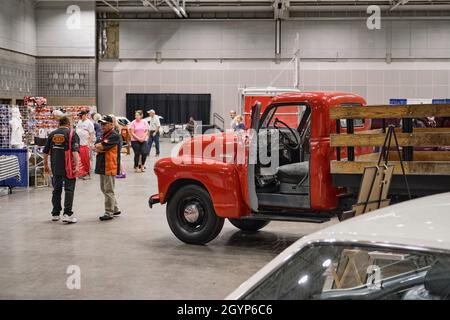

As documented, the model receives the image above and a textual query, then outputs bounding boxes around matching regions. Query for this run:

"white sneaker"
[62,214,77,224]
[52,216,60,222]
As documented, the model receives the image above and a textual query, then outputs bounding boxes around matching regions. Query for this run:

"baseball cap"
[147,109,155,113]
[78,110,88,116]
[98,115,113,124]
[53,110,64,117]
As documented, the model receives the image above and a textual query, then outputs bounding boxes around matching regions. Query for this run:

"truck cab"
[149,92,370,244]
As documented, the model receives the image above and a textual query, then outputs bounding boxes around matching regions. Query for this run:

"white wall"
[100,18,450,119]
[120,20,450,60]
[0,0,36,56]
[36,1,96,56]
[0,0,95,57]
[283,20,450,59]
[120,21,275,59]
[98,60,450,120]
[99,60,293,116]
[0,0,95,103]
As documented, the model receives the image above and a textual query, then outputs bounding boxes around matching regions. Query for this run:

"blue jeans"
[148,131,160,155]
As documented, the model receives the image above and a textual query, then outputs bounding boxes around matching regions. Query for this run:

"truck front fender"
[154,157,250,218]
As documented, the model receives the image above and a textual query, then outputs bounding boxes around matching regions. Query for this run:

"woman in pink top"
[130,110,150,172]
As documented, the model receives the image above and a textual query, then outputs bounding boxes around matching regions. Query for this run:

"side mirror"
[251,101,261,131]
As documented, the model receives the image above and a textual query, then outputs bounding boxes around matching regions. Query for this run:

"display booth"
[0,97,97,192]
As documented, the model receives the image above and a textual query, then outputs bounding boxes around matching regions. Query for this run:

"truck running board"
[245,212,331,224]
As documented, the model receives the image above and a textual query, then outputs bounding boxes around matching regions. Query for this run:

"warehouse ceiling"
[95,0,450,19]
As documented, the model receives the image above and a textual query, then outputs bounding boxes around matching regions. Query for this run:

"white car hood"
[226,192,450,299]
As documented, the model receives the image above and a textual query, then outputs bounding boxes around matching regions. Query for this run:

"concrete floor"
[0,139,336,299]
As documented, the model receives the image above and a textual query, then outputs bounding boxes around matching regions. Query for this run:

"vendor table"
[0,149,28,191]
[0,155,21,193]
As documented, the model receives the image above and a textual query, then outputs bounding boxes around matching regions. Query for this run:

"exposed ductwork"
[275,19,281,63]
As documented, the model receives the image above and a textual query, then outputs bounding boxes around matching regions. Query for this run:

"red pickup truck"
[149,92,371,244]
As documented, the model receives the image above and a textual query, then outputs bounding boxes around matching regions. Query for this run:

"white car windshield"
[243,243,450,300]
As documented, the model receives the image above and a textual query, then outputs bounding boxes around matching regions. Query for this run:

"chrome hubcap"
[183,203,200,223]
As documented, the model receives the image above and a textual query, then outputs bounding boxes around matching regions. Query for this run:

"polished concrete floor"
[0,139,336,299]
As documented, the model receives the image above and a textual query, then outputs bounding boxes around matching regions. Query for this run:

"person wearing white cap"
[229,110,237,131]
[146,109,161,156]
[52,109,65,119]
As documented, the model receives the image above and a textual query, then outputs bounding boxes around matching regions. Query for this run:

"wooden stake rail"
[354,127,450,134]
[331,161,450,175]
[355,151,450,162]
[331,132,450,147]
[330,104,450,120]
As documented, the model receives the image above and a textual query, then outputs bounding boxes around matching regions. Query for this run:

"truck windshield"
[260,105,307,130]
[243,243,450,300]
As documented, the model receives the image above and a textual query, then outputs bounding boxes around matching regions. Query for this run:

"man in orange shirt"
[94,115,122,221]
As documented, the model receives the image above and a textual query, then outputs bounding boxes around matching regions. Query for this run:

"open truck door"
[246,101,261,212]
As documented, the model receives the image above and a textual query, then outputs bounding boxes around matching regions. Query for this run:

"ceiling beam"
[163,0,183,17]
[142,0,160,11]
[101,0,119,12]
[172,0,188,17]
[391,0,411,11]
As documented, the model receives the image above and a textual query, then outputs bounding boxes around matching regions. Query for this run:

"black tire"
[166,185,224,245]
[228,219,270,232]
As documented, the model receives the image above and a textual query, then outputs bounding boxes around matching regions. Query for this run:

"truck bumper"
[149,194,160,208]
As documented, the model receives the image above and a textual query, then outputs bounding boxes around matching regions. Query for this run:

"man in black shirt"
[43,116,80,224]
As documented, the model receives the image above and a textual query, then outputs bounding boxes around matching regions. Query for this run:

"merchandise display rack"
[0,105,11,148]
[29,144,47,188]
[24,96,48,145]
[31,105,97,138]
[18,105,32,146]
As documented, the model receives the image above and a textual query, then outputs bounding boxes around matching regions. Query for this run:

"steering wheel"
[273,118,300,150]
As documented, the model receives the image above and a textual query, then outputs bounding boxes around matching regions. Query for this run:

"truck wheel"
[228,219,270,232]
[167,185,224,245]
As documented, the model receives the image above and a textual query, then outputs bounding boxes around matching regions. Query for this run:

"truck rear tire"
[166,185,224,245]
[228,219,270,232]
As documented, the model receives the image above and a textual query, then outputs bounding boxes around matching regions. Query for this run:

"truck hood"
[178,131,247,163]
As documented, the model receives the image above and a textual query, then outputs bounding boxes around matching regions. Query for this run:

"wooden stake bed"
[330,103,450,178]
